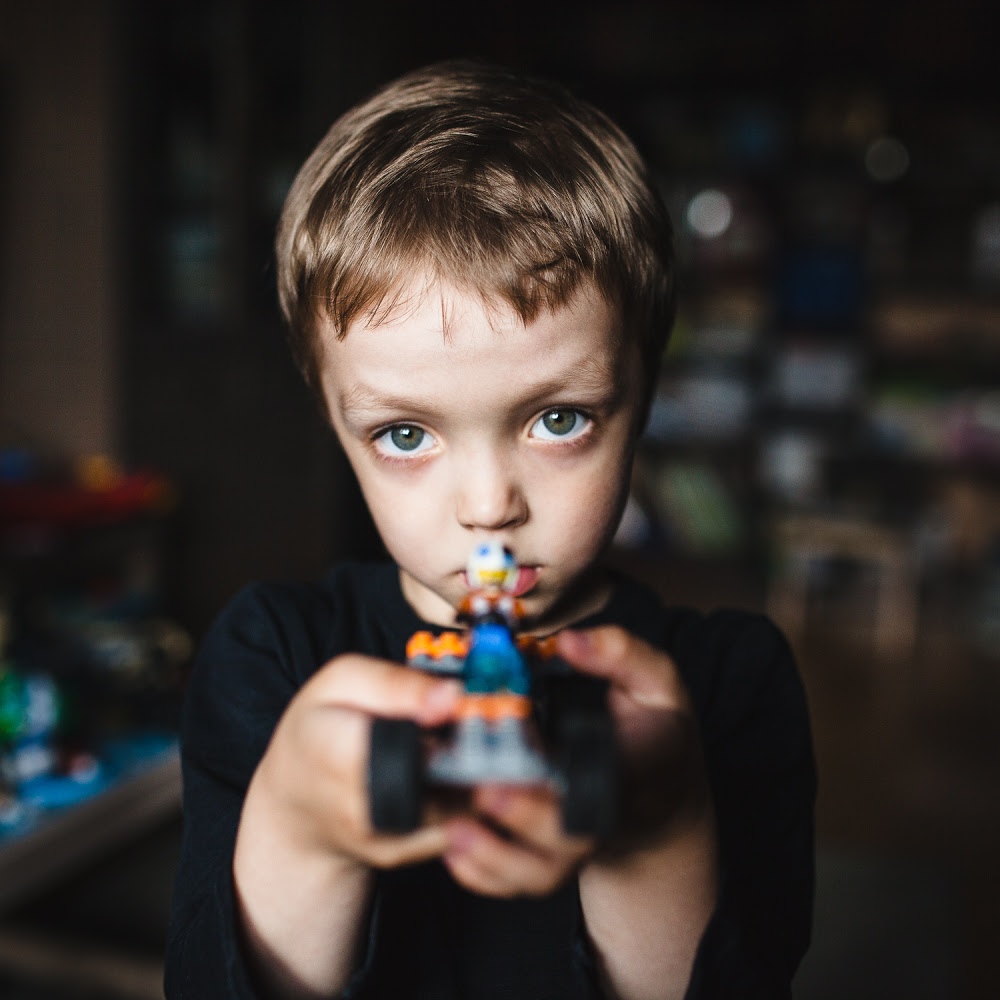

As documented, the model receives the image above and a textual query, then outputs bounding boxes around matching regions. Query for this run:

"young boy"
[165,62,815,1000]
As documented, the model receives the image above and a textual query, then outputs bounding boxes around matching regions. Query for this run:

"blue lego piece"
[463,622,530,695]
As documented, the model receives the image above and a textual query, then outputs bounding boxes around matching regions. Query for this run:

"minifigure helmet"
[466,542,518,591]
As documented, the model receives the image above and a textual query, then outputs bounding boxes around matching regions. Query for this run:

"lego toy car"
[368,543,618,837]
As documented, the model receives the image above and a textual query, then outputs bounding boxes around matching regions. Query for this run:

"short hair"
[276,60,676,419]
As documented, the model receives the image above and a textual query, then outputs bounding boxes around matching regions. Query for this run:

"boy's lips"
[511,566,540,597]
[460,566,540,597]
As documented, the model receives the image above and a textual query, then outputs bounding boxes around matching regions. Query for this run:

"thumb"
[309,654,463,725]
[554,626,688,711]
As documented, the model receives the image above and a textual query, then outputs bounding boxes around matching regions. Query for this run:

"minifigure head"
[466,542,518,592]
[276,60,676,426]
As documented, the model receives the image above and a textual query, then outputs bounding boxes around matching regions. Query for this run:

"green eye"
[374,424,435,459]
[390,426,425,451]
[541,410,578,436]
[531,409,591,442]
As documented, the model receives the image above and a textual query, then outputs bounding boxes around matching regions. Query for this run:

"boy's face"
[320,275,641,631]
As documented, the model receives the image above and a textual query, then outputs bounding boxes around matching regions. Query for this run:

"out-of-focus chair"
[768,513,919,661]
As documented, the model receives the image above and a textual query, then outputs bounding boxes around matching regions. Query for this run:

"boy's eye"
[375,424,436,457]
[529,409,591,441]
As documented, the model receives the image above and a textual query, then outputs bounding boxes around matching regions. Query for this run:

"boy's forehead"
[320,276,632,402]
[355,273,618,336]
[337,348,621,415]
[323,274,631,413]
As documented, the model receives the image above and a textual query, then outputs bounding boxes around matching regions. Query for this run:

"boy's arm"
[579,812,718,1000]
[440,616,813,999]
[231,655,459,998]
[164,584,460,1000]
[556,628,718,1000]
[165,585,303,1000]
[558,621,815,1000]
[435,627,718,997]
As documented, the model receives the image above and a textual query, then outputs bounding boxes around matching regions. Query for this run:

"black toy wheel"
[368,718,423,833]
[558,710,618,837]
[542,672,618,837]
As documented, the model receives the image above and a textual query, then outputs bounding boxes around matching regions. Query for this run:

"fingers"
[443,814,591,898]
[270,655,462,868]
[363,822,450,868]
[554,627,689,711]
[473,784,591,854]
[307,654,463,725]
[439,784,593,898]
[365,782,574,875]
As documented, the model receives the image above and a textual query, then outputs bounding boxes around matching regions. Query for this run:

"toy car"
[368,543,618,837]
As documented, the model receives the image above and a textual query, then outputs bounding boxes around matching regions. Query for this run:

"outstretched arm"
[165,580,464,1000]
[557,627,718,1000]
[233,655,461,998]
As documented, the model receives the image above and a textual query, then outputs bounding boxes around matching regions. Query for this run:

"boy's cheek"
[355,481,446,564]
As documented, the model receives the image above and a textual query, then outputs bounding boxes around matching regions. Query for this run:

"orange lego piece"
[516,634,558,658]
[433,631,468,659]
[456,692,532,722]
[535,635,558,659]
[406,631,435,661]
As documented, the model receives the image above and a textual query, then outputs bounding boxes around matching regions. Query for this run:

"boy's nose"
[455,454,528,532]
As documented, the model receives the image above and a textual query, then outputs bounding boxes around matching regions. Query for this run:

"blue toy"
[463,623,531,696]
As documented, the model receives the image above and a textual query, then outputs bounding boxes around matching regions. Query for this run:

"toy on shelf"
[0,667,62,787]
[368,542,618,837]
[0,663,106,820]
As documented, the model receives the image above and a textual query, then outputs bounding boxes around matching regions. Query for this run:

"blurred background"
[1,1,999,997]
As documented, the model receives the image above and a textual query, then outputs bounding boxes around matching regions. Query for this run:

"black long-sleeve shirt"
[166,561,815,998]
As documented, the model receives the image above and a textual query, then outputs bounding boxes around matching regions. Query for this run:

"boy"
[166,62,815,1000]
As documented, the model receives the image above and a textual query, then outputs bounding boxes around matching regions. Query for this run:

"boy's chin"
[515,570,613,634]
[528,567,614,633]
[399,570,463,626]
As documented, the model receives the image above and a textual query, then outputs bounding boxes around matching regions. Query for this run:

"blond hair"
[276,61,675,417]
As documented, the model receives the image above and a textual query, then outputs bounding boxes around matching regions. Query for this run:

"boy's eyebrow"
[339,353,622,418]
[339,384,436,419]
[516,352,623,402]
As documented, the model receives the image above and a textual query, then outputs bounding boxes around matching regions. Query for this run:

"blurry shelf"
[828,452,1000,485]
[0,747,181,914]
[869,351,1000,388]
[637,436,757,459]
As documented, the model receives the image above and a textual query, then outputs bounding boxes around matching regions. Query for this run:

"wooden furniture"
[768,514,920,662]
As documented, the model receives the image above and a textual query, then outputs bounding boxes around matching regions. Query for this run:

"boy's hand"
[442,783,596,898]
[441,625,706,897]
[232,656,463,997]
[555,629,719,1000]
[555,626,710,853]
[241,653,463,873]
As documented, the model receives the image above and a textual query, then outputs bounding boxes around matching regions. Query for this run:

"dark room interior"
[2,1,999,997]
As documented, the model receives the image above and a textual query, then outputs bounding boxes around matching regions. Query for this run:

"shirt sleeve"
[163,584,310,998]
[680,610,817,999]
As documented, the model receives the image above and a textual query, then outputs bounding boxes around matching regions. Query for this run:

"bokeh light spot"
[686,189,733,239]
[865,136,910,183]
